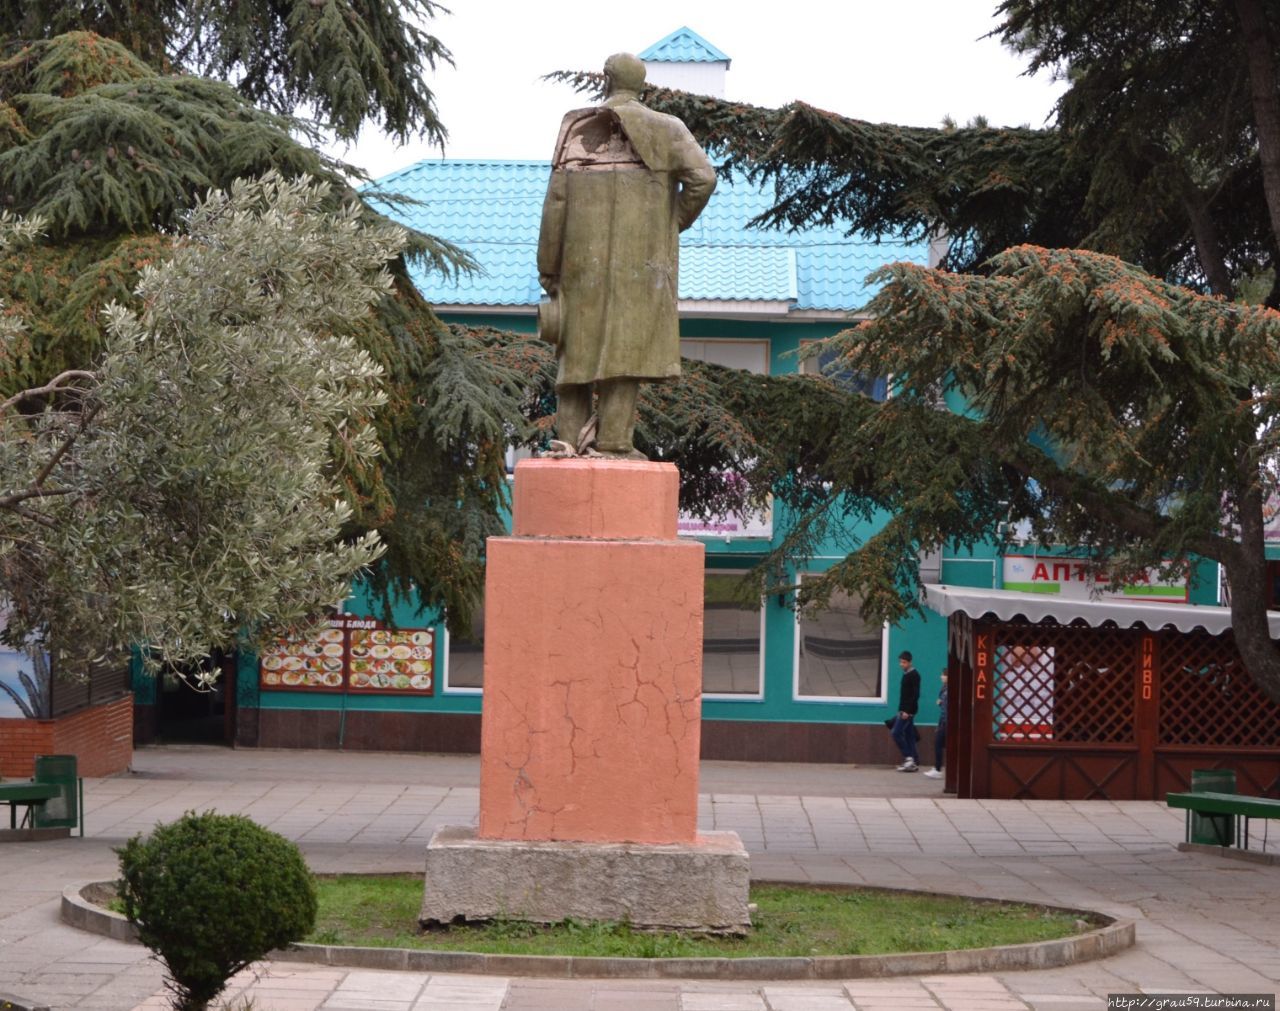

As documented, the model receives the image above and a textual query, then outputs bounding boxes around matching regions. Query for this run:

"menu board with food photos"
[258,617,433,695]
[347,626,434,694]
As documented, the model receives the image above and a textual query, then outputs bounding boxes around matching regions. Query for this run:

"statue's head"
[603,52,645,98]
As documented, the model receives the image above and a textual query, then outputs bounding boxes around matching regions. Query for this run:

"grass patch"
[307,874,1089,958]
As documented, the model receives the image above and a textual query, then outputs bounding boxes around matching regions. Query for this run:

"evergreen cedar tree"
[556,0,1280,706]
[0,21,757,660]
[0,0,454,144]
[10,3,1280,709]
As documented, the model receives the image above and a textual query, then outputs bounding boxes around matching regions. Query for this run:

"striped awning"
[921,584,1280,637]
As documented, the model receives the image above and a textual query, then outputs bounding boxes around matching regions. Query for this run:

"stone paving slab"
[1,745,1277,1010]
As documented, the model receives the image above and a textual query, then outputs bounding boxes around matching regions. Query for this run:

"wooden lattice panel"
[958,616,1280,800]
[1159,632,1280,747]
[991,625,1135,744]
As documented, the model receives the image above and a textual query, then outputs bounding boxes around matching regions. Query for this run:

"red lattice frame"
[991,624,1135,744]
[1159,631,1280,748]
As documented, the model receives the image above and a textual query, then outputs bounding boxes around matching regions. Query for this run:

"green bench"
[0,755,83,837]
[0,780,62,830]
[1166,790,1280,851]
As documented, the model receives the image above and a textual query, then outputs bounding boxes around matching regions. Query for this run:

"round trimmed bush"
[117,810,317,1011]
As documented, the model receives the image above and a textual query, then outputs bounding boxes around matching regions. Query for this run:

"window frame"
[679,337,771,375]
[440,623,484,696]
[798,338,890,401]
[701,568,766,701]
[792,573,889,704]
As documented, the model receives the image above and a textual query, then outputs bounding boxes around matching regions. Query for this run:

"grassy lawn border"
[67,876,1135,980]
[310,873,1097,959]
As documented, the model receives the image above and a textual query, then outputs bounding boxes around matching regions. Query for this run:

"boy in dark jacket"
[891,650,921,771]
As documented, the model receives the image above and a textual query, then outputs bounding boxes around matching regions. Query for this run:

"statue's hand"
[539,274,558,294]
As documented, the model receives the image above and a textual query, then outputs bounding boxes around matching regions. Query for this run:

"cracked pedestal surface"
[479,459,703,845]
[423,459,751,932]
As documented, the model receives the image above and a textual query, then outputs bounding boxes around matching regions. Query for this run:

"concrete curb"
[60,882,138,943]
[0,827,70,843]
[62,881,1135,981]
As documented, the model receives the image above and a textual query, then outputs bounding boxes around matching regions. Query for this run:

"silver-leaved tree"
[0,173,399,683]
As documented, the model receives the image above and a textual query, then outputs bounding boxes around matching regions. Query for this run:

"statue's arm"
[674,135,717,232]
[537,170,568,291]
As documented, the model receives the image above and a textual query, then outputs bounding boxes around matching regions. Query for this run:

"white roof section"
[640,27,730,98]
[921,583,1280,638]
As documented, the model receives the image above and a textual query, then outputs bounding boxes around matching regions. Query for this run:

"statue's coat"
[538,98,716,387]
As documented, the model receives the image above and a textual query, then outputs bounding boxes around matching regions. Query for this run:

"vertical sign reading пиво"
[1133,631,1160,795]
[1141,635,1155,702]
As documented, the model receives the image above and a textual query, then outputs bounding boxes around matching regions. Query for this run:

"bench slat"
[0,783,61,802]
[1166,792,1280,818]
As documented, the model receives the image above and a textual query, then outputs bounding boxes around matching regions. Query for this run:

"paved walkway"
[1,745,1277,1010]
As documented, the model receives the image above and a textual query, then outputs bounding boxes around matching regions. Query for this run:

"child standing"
[923,669,948,779]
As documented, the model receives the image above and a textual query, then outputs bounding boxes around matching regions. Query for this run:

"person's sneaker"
[896,760,918,772]
[923,768,943,779]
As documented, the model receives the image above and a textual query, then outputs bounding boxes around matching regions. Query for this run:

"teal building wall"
[225,309,1223,753]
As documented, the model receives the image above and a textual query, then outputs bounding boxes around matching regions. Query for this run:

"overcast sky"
[331,0,1066,180]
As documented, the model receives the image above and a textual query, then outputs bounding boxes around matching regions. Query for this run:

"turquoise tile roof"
[639,27,730,64]
[682,246,796,301]
[368,160,928,312]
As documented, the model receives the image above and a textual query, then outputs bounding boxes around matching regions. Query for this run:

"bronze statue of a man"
[537,52,717,457]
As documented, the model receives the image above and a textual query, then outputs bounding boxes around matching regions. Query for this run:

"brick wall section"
[0,694,133,778]
[0,719,54,778]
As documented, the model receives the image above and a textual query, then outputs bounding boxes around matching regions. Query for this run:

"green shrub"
[116,811,317,1011]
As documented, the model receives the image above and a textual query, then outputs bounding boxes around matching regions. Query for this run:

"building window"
[443,605,484,692]
[702,571,763,697]
[504,444,534,475]
[794,578,885,701]
[681,338,769,374]
[800,341,888,401]
[677,339,772,539]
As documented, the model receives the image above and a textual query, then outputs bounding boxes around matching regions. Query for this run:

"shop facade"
[931,586,1280,800]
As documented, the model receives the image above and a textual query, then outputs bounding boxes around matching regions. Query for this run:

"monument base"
[420,825,751,934]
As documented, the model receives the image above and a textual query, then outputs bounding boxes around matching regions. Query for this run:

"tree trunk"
[1182,191,1234,297]
[1234,0,1280,262]
[1227,0,1280,704]
[1224,478,1280,705]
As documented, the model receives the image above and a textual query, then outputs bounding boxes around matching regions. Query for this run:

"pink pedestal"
[478,459,704,844]
[511,458,678,540]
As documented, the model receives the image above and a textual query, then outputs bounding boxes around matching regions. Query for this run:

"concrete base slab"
[1178,841,1280,865]
[421,825,751,933]
[0,826,69,843]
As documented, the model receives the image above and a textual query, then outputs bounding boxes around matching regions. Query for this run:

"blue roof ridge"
[639,26,731,65]
[365,158,550,187]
